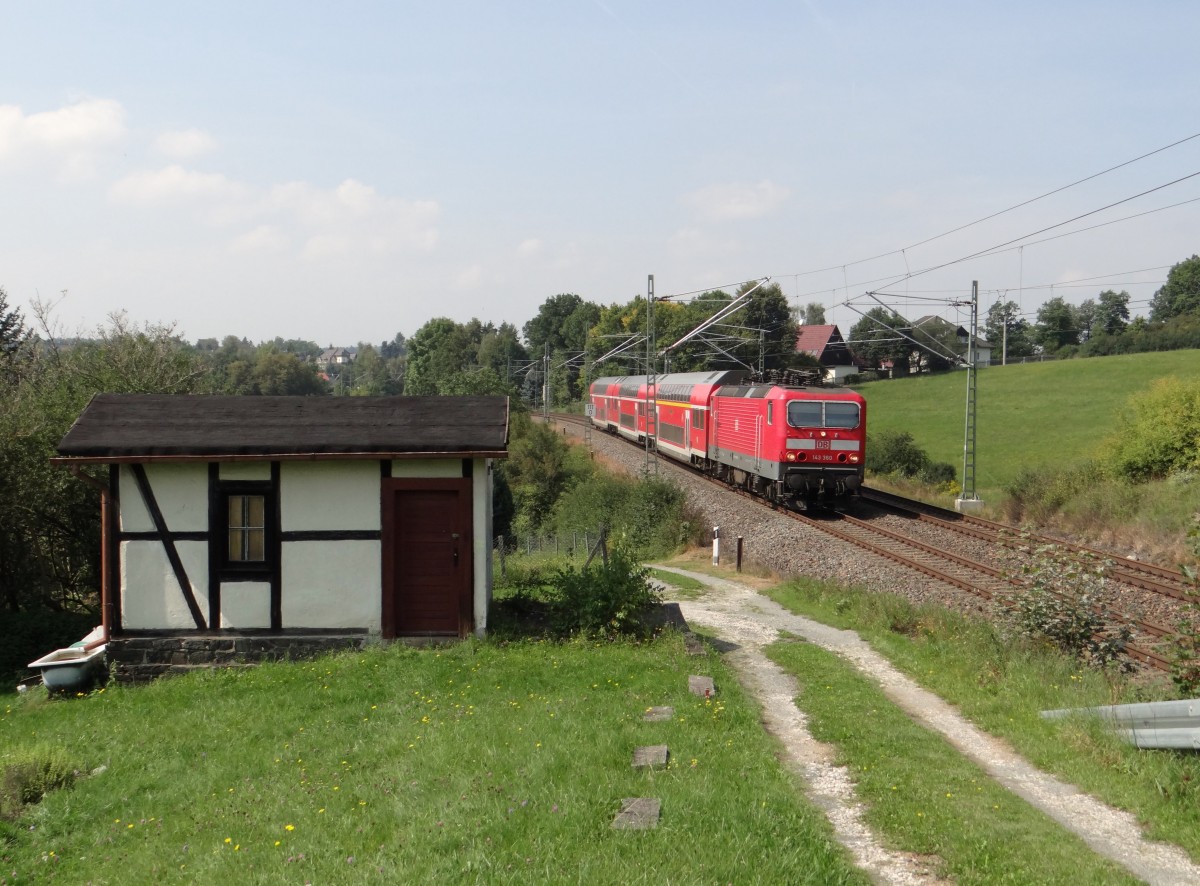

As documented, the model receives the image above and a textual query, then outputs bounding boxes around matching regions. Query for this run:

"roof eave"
[50,449,509,466]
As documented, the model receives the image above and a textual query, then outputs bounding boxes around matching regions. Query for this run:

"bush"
[1,745,79,824]
[549,546,662,637]
[549,472,690,559]
[867,430,928,476]
[1008,541,1133,675]
[1103,376,1200,482]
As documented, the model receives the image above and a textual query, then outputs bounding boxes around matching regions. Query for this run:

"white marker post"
[712,526,720,566]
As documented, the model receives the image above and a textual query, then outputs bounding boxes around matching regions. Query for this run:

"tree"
[523,293,601,355]
[1094,290,1131,337]
[1073,298,1097,342]
[801,302,826,326]
[848,307,910,371]
[736,281,796,371]
[1034,296,1079,353]
[984,300,1035,360]
[404,318,475,395]
[0,287,29,368]
[1150,255,1200,322]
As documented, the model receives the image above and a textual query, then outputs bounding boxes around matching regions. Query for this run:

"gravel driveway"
[658,566,1200,886]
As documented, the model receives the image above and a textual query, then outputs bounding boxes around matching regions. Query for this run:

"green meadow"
[858,351,1197,499]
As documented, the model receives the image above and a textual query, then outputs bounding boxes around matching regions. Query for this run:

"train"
[588,368,867,507]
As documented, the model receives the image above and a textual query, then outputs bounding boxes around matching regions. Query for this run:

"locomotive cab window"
[767,401,774,425]
[787,400,861,430]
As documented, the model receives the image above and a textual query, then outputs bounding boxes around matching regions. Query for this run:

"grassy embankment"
[1,636,866,885]
[857,351,1200,560]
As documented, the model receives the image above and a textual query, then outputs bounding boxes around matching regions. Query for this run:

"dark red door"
[381,478,472,637]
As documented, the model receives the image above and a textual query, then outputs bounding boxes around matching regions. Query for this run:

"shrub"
[1103,376,1200,482]
[549,546,662,637]
[1169,514,1200,696]
[867,429,929,476]
[1008,541,1133,675]
[1,745,79,824]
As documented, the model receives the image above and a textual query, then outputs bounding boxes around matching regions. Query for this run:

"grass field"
[762,573,1200,863]
[857,351,1198,498]
[1,636,865,885]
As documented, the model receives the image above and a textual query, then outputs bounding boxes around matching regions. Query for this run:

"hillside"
[856,351,1199,501]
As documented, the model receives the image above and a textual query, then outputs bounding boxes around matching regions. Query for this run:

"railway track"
[546,413,1185,672]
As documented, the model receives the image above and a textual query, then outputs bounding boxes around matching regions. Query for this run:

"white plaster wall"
[219,462,271,481]
[119,464,209,533]
[281,540,381,630]
[220,582,272,629]
[120,540,209,629]
[390,459,460,478]
[280,461,381,531]
[472,459,492,635]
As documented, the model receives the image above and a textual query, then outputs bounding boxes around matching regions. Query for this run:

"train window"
[766,401,773,425]
[787,401,823,427]
[824,402,860,429]
[692,408,705,430]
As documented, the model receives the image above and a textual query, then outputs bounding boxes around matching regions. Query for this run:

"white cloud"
[0,98,126,178]
[230,225,289,254]
[454,264,483,289]
[153,128,217,160]
[517,237,543,257]
[683,179,791,222]
[109,165,245,205]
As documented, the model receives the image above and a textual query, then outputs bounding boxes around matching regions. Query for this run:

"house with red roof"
[794,324,863,383]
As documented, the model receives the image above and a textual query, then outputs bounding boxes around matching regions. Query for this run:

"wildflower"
[225,838,232,844]
[285,824,295,832]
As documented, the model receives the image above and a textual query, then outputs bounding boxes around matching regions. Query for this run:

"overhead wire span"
[771,130,1200,285]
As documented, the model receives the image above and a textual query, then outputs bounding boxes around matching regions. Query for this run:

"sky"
[3,1,1200,347]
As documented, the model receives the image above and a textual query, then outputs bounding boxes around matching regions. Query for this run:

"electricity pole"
[956,280,983,513]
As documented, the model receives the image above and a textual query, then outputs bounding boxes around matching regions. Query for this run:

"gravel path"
[658,566,1200,886]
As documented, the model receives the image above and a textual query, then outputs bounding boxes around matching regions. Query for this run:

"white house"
[54,394,509,681]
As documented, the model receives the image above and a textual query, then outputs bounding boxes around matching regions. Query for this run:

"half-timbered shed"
[53,394,509,681]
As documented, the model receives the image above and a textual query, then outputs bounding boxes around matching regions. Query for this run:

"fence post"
[712,526,720,566]
[736,536,744,572]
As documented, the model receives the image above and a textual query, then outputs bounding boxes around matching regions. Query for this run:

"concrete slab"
[611,797,661,830]
[688,674,715,697]
[643,705,674,722]
[632,744,669,769]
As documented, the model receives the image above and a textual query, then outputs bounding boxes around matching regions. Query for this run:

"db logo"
[816,440,831,450]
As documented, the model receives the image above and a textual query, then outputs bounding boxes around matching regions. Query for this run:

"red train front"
[710,373,865,503]
[590,369,866,507]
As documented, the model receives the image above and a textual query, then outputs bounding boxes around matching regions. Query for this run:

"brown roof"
[54,394,510,462]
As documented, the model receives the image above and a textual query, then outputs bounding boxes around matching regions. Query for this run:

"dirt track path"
[656,566,1200,886]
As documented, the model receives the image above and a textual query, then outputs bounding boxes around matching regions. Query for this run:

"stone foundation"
[107,633,371,684]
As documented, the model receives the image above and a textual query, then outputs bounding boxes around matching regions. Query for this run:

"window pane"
[825,402,861,429]
[228,496,244,528]
[246,529,265,561]
[246,495,265,529]
[228,529,244,561]
[787,401,822,428]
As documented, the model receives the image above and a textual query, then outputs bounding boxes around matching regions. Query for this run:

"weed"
[1,745,78,823]
[1008,540,1133,679]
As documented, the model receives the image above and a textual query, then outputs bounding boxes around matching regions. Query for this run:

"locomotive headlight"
[785,451,797,462]
[819,431,827,438]
[849,455,860,463]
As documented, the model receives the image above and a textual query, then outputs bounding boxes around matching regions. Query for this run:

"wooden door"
[381,478,472,637]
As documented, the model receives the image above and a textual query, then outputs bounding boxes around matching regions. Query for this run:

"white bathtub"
[28,644,107,692]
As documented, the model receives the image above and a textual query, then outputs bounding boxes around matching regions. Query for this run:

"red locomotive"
[589,368,866,506]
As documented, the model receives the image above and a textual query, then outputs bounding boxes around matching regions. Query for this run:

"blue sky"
[3,2,1199,345]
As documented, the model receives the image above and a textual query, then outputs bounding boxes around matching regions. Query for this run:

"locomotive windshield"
[787,400,861,429]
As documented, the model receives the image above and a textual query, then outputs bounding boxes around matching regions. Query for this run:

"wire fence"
[493,527,609,579]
